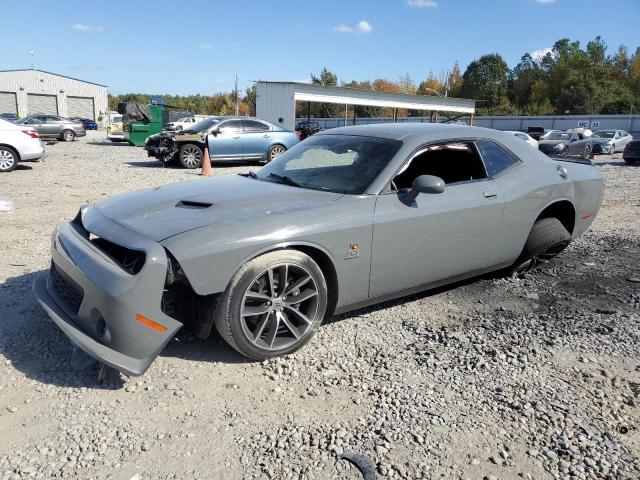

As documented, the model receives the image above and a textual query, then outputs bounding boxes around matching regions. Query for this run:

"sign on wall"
[577,120,600,129]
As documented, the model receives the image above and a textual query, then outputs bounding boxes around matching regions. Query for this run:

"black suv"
[295,121,321,140]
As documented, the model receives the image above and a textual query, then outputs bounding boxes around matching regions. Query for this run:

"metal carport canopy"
[256,81,476,131]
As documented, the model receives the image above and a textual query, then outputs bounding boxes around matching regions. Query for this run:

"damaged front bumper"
[32,208,182,376]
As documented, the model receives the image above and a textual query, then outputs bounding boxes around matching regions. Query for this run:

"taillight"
[21,129,39,139]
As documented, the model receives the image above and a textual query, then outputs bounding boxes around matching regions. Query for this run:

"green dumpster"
[119,103,167,147]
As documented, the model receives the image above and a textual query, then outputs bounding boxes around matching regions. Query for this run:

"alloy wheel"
[269,145,286,161]
[0,150,16,171]
[63,131,74,141]
[240,263,319,351]
[181,145,202,168]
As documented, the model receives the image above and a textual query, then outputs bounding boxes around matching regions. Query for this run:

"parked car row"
[145,116,300,169]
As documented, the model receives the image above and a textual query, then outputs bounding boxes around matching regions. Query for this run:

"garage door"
[0,92,17,115]
[27,94,58,115]
[67,96,95,120]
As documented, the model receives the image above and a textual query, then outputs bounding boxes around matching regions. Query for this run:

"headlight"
[555,143,565,149]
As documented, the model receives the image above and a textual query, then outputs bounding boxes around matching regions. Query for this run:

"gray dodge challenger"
[33,123,604,376]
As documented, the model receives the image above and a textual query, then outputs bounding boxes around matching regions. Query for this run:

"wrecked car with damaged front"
[34,123,603,376]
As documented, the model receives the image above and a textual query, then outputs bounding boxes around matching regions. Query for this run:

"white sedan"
[0,118,45,172]
[505,130,538,149]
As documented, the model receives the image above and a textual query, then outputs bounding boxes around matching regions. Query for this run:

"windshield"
[185,117,220,132]
[255,134,402,195]
[543,131,570,141]
[112,115,122,123]
[592,130,615,139]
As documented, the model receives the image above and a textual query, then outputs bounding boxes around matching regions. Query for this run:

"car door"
[568,133,584,155]
[621,131,632,148]
[24,116,45,135]
[369,141,505,298]
[40,116,60,137]
[208,120,243,159]
[241,119,272,159]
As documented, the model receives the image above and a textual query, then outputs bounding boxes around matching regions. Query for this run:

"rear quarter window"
[476,140,519,177]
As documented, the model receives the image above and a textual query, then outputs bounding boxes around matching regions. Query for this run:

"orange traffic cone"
[200,147,212,176]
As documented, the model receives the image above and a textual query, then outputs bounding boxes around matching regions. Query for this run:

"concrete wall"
[0,70,108,120]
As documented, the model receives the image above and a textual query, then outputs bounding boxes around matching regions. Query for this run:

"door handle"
[232,136,240,139]
[263,134,271,138]
[483,191,498,198]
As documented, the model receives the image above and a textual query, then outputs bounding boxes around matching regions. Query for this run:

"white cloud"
[333,24,353,33]
[407,0,438,7]
[72,23,103,32]
[531,47,552,61]
[334,20,372,34]
[200,43,212,50]
[356,20,373,34]
[535,0,555,4]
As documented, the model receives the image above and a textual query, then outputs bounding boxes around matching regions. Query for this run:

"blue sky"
[1,0,638,95]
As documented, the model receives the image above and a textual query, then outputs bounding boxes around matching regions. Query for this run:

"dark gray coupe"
[33,124,604,376]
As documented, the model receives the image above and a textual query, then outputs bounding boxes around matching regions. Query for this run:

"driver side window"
[392,141,487,190]
[218,120,241,134]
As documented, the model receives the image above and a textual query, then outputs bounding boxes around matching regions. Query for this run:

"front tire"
[510,218,571,276]
[581,144,591,160]
[61,130,76,142]
[559,146,568,158]
[0,146,18,172]
[214,249,328,360]
[179,144,203,169]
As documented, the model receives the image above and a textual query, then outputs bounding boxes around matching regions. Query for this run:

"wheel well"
[0,144,20,161]
[536,200,576,234]
[291,245,338,318]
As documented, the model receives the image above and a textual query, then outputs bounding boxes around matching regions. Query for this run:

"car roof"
[318,122,500,141]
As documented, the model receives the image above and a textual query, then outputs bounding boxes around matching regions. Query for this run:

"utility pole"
[28,47,35,69]
[234,75,239,116]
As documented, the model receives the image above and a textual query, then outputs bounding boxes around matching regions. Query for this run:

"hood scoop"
[175,200,213,209]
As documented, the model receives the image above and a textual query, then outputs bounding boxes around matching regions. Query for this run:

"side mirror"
[402,175,445,204]
[210,126,219,136]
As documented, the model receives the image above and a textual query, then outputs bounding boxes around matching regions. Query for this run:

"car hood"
[589,138,610,144]
[93,175,343,242]
[538,139,564,146]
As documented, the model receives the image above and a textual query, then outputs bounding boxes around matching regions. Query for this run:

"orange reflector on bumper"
[135,314,167,333]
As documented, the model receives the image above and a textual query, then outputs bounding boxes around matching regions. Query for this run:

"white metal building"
[0,69,108,120]
[256,81,476,131]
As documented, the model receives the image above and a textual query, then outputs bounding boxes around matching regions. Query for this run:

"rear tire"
[510,218,571,276]
[214,249,328,360]
[61,130,75,142]
[263,144,287,164]
[581,145,591,160]
[0,146,18,172]
[179,144,203,169]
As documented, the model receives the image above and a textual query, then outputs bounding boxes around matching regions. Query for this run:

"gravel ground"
[0,130,638,479]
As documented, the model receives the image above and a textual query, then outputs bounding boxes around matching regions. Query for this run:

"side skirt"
[333,261,512,316]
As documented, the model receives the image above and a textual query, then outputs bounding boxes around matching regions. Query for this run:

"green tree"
[309,68,342,118]
[459,54,509,109]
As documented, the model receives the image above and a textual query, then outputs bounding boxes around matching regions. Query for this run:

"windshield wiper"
[267,172,302,188]
[241,171,258,179]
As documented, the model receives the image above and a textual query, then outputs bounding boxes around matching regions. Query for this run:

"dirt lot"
[0,130,638,480]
